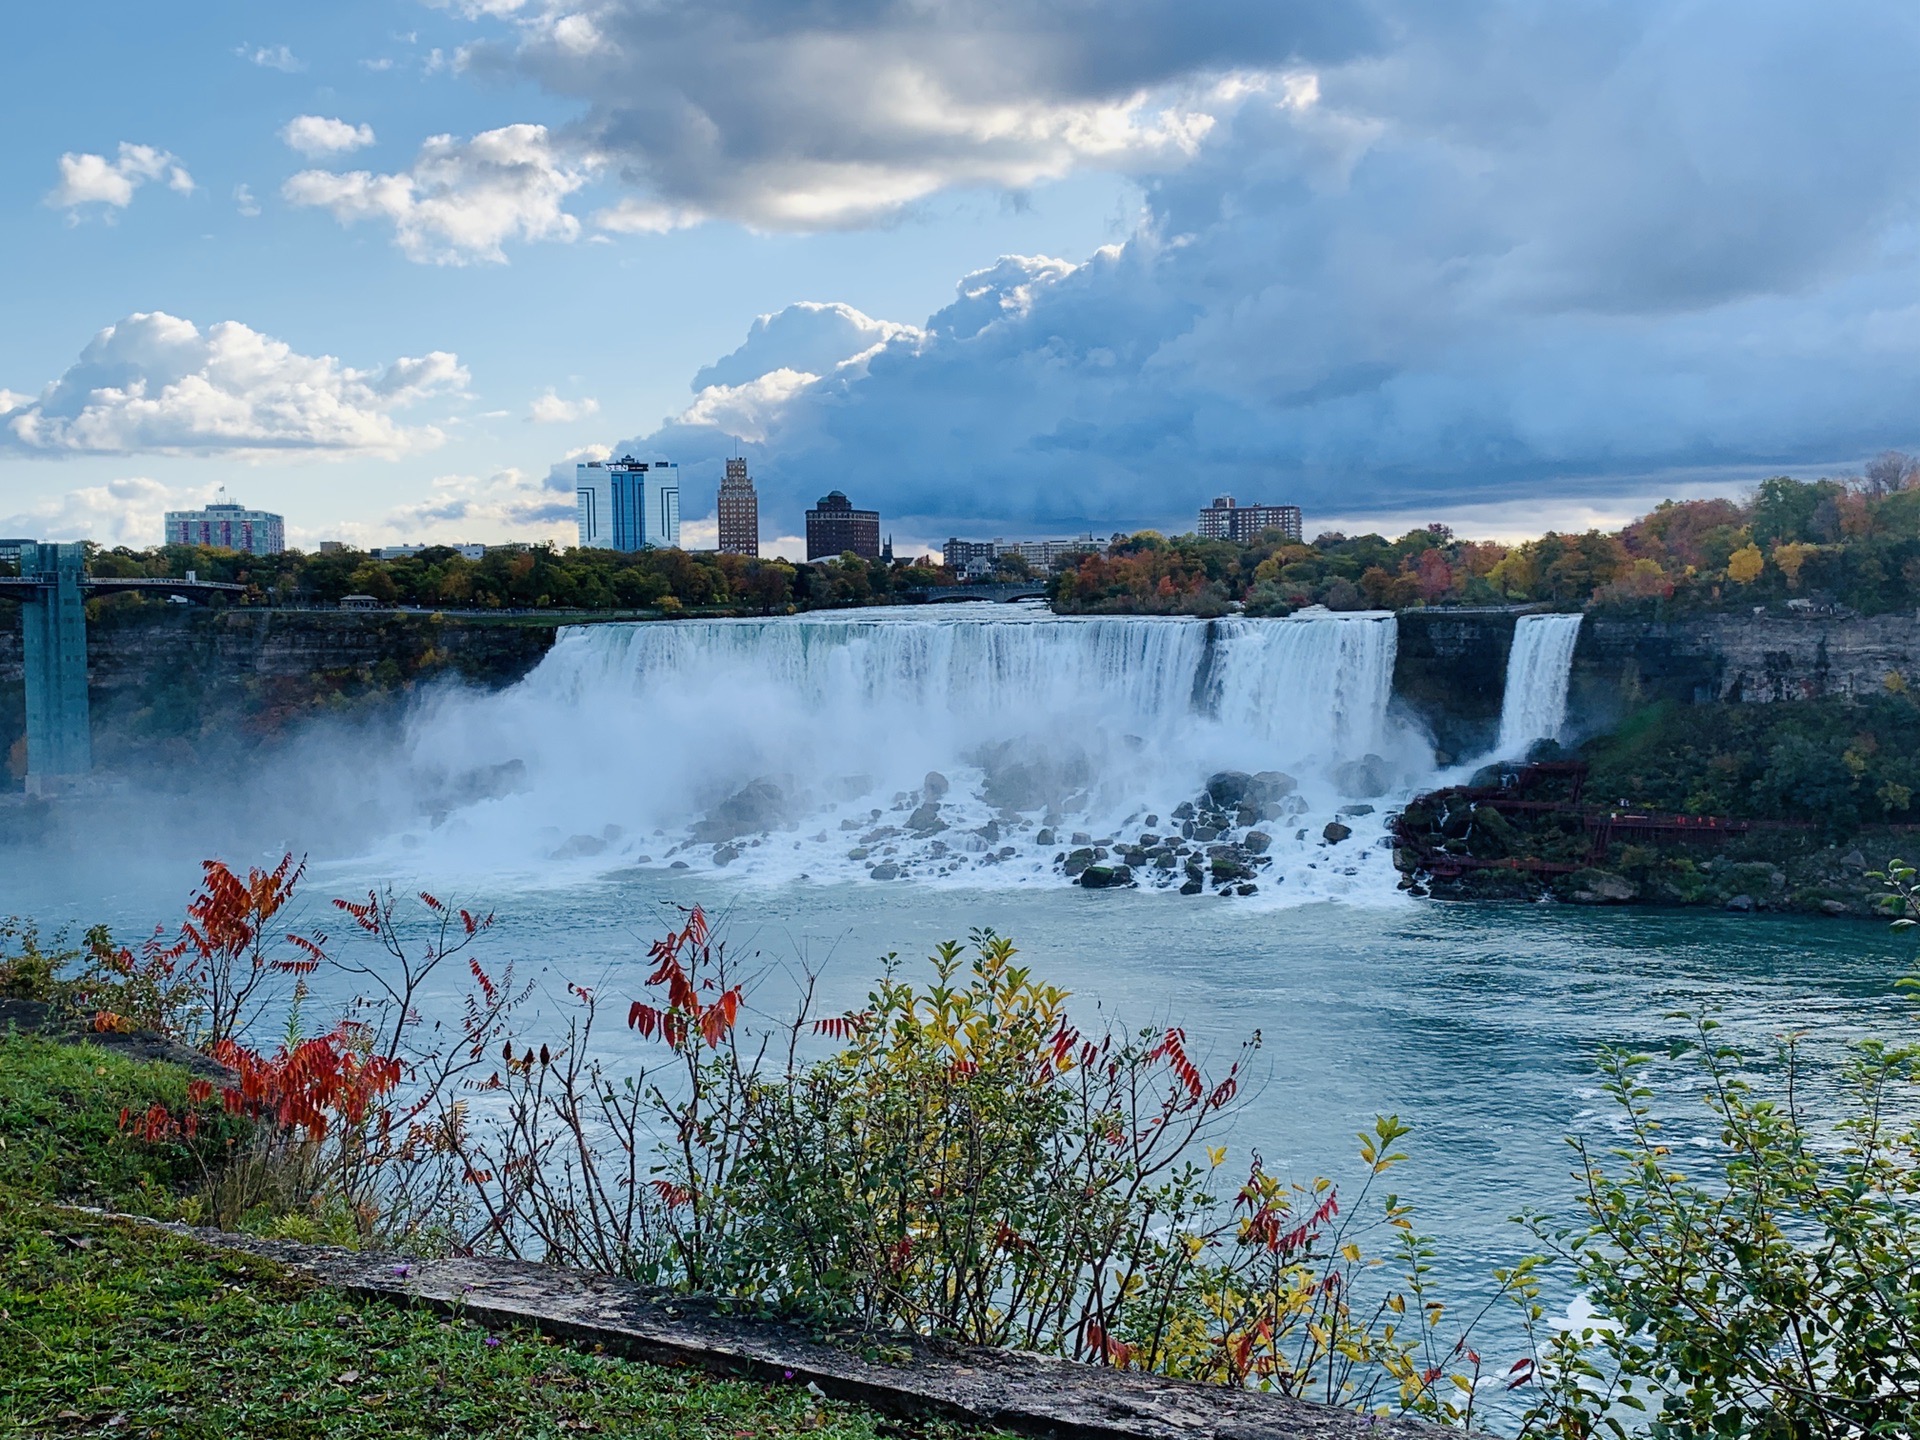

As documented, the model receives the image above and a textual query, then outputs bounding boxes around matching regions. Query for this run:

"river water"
[4,605,1915,1390]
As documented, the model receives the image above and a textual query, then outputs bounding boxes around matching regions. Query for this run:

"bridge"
[2,542,243,793]
[898,581,1048,604]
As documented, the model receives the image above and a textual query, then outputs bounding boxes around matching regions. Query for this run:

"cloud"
[384,466,577,538]
[605,1,1920,531]
[0,312,468,457]
[281,115,378,158]
[46,143,194,212]
[436,0,1377,230]
[0,477,191,547]
[233,184,261,217]
[283,124,586,264]
[692,302,922,390]
[239,43,304,73]
[528,389,600,423]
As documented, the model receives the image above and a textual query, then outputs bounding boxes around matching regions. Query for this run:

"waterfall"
[1495,613,1584,757]
[391,606,1430,901]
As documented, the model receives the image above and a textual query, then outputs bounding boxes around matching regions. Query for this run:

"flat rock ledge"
[122,1218,1457,1440]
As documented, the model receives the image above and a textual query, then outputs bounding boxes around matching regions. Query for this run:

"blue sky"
[4,1,1920,555]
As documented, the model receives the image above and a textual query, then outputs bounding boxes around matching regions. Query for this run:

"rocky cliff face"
[1571,612,1920,723]
[1393,608,1920,755]
[0,606,560,776]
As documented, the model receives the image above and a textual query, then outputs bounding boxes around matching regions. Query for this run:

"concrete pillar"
[20,541,91,788]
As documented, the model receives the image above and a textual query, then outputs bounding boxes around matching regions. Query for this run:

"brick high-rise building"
[1196,496,1302,543]
[805,490,881,561]
[716,457,759,556]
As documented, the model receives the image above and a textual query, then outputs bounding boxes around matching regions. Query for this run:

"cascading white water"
[1495,613,1584,757]
[390,606,1431,903]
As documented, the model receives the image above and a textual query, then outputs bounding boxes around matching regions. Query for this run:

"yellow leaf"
[1207,1145,1227,1168]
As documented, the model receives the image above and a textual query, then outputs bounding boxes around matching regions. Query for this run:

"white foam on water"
[377,604,1436,905]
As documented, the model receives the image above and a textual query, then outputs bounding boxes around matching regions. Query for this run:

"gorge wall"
[1394,608,1920,756]
[0,607,561,776]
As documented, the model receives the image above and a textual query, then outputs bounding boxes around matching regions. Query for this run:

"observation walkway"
[1,542,243,793]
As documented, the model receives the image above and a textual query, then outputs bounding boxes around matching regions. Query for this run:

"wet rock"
[1205,772,1256,808]
[1171,801,1196,821]
[1138,833,1161,848]
[1144,814,1160,827]
[1822,899,1852,915]
[847,848,870,861]
[1725,893,1756,911]
[691,778,791,844]
[1079,865,1134,889]
[1191,825,1221,843]
[1243,831,1272,855]
[1331,754,1393,799]
[1071,831,1093,845]
[839,818,863,831]
[1235,805,1260,828]
[1210,854,1252,882]
[1843,849,1869,871]
[1236,883,1258,897]
[669,860,690,870]
[907,803,947,835]
[1323,821,1353,845]
[1180,878,1204,895]
[1338,804,1375,817]
[712,845,741,867]
[869,862,901,880]
[923,771,950,799]
[1035,827,1056,846]
[1152,850,1178,870]
[1064,847,1097,877]
[1570,869,1637,903]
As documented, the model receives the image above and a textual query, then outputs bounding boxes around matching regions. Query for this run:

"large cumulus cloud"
[1,312,467,456]
[420,0,1371,231]
[598,0,1920,532]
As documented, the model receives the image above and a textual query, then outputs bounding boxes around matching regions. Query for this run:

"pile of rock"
[1055,770,1307,898]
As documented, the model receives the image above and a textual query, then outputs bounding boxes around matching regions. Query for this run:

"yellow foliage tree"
[1726,543,1765,584]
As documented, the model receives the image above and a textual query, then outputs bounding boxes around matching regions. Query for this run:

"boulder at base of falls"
[1331,754,1393,798]
[1079,864,1134,889]
[869,862,901,880]
[1180,878,1204,895]
[1323,821,1353,845]
[1063,847,1097,876]
[907,802,947,834]
[691,778,792,843]
[712,845,741,867]
[1205,770,1298,811]
[1244,831,1272,855]
[923,770,950,799]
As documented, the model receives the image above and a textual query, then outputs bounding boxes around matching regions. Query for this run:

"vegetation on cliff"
[1049,454,1920,618]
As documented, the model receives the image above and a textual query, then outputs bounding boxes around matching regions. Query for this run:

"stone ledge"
[116,1216,1459,1440]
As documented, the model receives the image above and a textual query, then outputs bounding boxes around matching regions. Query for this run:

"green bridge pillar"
[20,541,91,790]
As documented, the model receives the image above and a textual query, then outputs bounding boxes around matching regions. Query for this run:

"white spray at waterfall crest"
[1495,613,1584,757]
[392,606,1430,902]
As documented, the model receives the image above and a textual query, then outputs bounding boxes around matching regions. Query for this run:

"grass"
[0,1032,980,1440]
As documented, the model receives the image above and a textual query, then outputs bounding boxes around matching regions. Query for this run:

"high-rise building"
[805,490,881,560]
[717,457,759,556]
[577,456,680,551]
[164,496,286,555]
[1197,496,1303,543]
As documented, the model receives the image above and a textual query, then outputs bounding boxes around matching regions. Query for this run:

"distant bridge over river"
[898,582,1048,604]
[0,543,242,792]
